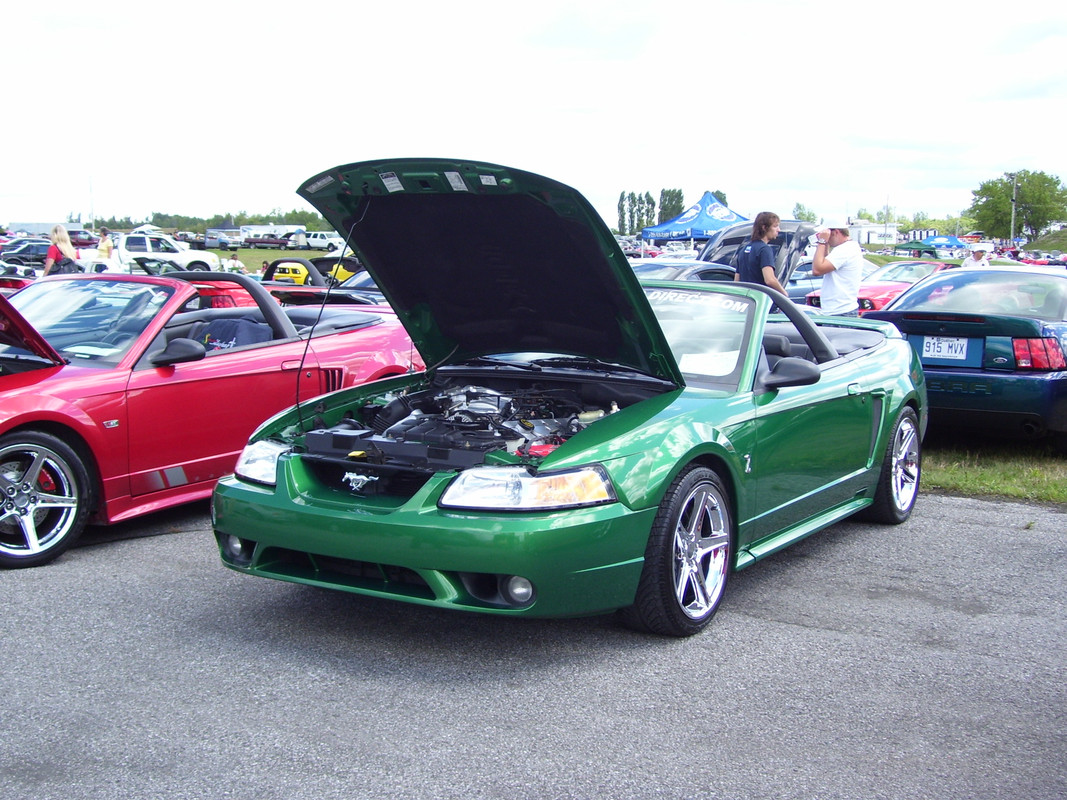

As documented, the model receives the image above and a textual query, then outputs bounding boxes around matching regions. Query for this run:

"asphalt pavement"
[2,493,1064,800]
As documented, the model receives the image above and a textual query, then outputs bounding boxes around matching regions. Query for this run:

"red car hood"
[859,280,910,297]
[0,293,65,366]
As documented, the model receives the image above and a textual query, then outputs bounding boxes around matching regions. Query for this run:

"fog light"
[222,534,253,566]
[501,575,535,608]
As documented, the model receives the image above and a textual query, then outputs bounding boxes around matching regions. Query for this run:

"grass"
[922,431,1067,504]
[207,247,300,274]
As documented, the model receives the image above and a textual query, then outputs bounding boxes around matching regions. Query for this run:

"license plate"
[922,336,968,360]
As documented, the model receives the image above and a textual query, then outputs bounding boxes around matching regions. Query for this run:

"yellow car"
[310,251,364,284]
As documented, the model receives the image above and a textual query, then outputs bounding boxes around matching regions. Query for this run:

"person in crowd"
[261,260,269,273]
[960,248,990,268]
[811,220,864,316]
[226,252,247,273]
[96,227,114,261]
[734,211,785,293]
[42,224,78,275]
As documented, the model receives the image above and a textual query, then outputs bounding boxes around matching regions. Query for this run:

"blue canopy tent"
[922,235,968,249]
[641,192,747,241]
[921,235,969,258]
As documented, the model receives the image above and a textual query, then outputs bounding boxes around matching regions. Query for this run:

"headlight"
[234,440,291,486]
[439,465,616,511]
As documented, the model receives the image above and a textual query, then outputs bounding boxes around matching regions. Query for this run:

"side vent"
[322,368,345,393]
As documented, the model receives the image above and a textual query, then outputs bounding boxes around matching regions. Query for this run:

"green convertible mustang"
[212,158,927,636]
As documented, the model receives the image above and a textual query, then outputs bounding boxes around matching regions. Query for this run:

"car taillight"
[1013,338,1067,370]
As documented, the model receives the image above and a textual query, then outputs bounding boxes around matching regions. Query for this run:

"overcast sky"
[5,0,1065,230]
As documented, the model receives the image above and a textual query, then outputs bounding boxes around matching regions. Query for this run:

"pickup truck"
[114,233,221,271]
[305,231,345,250]
[244,233,292,249]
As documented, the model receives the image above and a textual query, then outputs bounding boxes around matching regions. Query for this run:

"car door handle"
[847,383,862,395]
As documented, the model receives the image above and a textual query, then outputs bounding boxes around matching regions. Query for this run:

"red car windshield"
[9,279,174,366]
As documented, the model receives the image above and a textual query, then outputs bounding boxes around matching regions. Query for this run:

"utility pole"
[1009,173,1018,247]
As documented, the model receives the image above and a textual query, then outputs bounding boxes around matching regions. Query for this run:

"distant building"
[849,219,900,245]
[8,221,86,236]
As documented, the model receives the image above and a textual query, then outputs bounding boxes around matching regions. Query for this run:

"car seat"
[188,317,273,351]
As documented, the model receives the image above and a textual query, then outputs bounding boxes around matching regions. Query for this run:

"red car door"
[123,342,322,496]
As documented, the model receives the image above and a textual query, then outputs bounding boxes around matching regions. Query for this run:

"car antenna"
[293,209,368,432]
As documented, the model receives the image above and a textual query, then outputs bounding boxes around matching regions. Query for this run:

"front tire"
[861,407,920,524]
[620,466,733,636]
[0,432,92,568]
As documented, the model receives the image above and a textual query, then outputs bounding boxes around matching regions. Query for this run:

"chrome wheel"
[0,434,90,568]
[673,480,731,620]
[621,466,733,636]
[890,414,920,514]
[863,407,921,524]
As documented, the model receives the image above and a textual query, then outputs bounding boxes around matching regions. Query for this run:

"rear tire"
[0,432,92,568]
[620,466,732,636]
[860,406,920,524]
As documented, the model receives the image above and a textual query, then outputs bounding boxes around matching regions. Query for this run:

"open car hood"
[298,158,681,384]
[0,292,64,365]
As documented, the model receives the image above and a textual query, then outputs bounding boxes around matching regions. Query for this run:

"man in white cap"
[812,220,864,316]
[960,248,990,268]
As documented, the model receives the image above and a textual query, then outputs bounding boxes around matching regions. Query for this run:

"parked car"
[784,256,880,303]
[69,230,100,248]
[698,219,816,289]
[0,265,37,295]
[304,231,345,250]
[212,158,927,637]
[806,260,954,313]
[266,263,385,306]
[115,233,220,271]
[0,237,48,254]
[245,232,294,249]
[629,257,735,282]
[0,271,422,568]
[0,241,53,267]
[866,266,1067,449]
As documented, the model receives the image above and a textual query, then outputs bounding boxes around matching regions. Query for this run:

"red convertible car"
[0,271,421,568]
[807,260,955,314]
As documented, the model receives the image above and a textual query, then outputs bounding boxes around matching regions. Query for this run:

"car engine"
[302,385,614,477]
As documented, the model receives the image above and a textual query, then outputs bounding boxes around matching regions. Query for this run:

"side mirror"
[761,357,821,390]
[150,337,207,366]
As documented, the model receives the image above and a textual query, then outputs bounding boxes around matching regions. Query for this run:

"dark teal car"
[212,159,927,637]
[866,266,1067,449]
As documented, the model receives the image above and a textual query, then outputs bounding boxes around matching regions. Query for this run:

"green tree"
[792,203,817,223]
[969,170,1067,240]
[712,190,727,207]
[659,189,685,223]
[617,192,628,235]
[855,208,875,222]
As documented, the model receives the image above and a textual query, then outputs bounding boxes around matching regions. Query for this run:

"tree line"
[616,170,1067,240]
[78,208,330,234]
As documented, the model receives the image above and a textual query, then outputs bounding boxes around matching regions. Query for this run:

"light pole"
[1009,172,1018,247]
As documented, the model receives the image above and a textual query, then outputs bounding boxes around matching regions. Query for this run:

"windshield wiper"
[529,356,647,375]
[457,356,542,372]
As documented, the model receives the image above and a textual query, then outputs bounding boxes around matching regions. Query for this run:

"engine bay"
[303,384,617,473]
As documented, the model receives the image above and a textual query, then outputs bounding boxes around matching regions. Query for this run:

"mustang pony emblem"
[342,472,378,492]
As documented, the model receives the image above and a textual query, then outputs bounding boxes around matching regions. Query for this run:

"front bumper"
[212,471,655,618]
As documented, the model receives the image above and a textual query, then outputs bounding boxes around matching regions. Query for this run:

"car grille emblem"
[343,472,378,493]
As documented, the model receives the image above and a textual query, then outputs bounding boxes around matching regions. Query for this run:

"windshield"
[865,261,943,285]
[644,286,752,386]
[8,279,173,366]
[887,272,1067,320]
